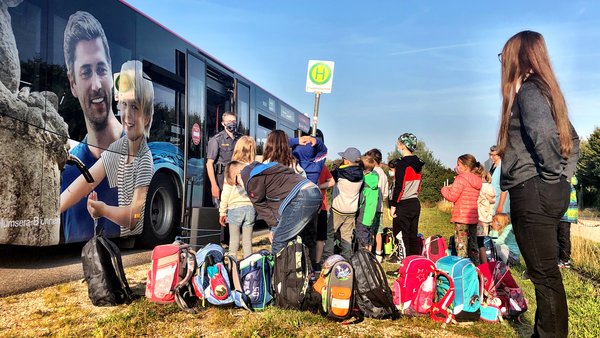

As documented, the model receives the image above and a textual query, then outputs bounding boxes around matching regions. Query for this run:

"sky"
[126,0,600,168]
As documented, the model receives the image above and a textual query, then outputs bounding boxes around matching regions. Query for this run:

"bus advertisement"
[0,0,309,247]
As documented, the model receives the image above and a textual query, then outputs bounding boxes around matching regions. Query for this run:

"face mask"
[224,122,237,133]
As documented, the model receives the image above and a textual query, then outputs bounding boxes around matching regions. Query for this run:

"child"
[489,213,520,265]
[315,165,335,272]
[389,133,424,262]
[365,149,388,263]
[477,171,496,263]
[219,136,257,258]
[60,60,154,233]
[441,154,484,265]
[235,161,321,255]
[327,147,364,260]
[558,176,578,268]
[355,155,382,252]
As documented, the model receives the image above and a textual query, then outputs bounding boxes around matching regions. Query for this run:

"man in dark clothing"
[206,111,240,207]
[389,133,424,263]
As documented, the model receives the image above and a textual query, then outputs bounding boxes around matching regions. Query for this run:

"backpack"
[416,233,425,256]
[81,227,134,306]
[145,241,198,313]
[423,235,448,262]
[382,227,394,256]
[314,255,355,320]
[350,249,399,319]
[481,236,498,263]
[392,255,454,317]
[192,243,236,307]
[272,237,320,311]
[435,256,484,322]
[235,250,275,311]
[478,261,528,318]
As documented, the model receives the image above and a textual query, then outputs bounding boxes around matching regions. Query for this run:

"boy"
[389,133,424,263]
[365,149,389,262]
[325,147,364,260]
[355,155,382,252]
[234,161,322,254]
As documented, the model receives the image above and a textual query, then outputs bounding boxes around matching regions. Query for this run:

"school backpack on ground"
[478,261,527,318]
[423,235,448,262]
[382,228,394,256]
[192,243,236,307]
[314,254,355,320]
[481,236,498,263]
[435,255,484,322]
[273,237,320,311]
[235,250,274,311]
[145,241,198,313]
[351,249,399,319]
[392,255,454,317]
[81,226,134,307]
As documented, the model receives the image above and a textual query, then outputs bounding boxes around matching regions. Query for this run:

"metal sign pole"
[311,92,321,136]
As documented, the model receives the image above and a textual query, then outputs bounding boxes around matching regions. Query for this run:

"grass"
[1,208,599,337]
[571,235,600,280]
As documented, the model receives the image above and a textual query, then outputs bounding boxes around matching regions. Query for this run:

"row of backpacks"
[145,237,400,321]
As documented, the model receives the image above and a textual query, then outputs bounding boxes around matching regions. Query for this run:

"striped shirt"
[102,137,153,235]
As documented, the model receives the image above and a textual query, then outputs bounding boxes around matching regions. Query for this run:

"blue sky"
[127,0,600,167]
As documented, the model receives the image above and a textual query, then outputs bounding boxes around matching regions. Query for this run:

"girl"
[262,130,305,176]
[477,171,496,262]
[219,136,257,258]
[441,154,483,265]
[489,213,520,266]
[497,31,579,337]
[60,60,154,232]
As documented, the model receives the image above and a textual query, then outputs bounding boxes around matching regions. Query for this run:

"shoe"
[387,255,401,264]
[558,260,571,269]
[376,254,383,263]
[521,270,530,280]
[312,262,322,276]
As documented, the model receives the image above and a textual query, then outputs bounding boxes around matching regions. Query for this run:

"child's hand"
[390,206,397,218]
[87,191,105,219]
[219,215,227,226]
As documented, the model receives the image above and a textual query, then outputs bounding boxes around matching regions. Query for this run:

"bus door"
[185,52,220,247]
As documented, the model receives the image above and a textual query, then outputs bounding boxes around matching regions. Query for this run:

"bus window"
[237,82,250,136]
[256,114,276,156]
[148,83,180,145]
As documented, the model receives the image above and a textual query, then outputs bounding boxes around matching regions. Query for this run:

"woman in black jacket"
[497,31,579,338]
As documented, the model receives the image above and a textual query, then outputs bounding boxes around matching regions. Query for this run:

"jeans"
[227,205,256,258]
[271,185,321,255]
[509,176,569,338]
[392,198,421,257]
[557,221,571,261]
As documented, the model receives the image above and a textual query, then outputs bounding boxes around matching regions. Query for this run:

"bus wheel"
[139,172,180,248]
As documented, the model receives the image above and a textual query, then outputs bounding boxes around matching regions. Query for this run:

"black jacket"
[241,161,307,227]
[501,78,579,191]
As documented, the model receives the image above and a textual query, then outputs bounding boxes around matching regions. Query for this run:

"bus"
[0,0,311,247]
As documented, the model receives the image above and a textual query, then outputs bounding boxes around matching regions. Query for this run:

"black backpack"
[82,226,134,306]
[272,237,320,311]
[350,249,399,319]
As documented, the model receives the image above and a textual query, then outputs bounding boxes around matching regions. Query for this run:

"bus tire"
[139,172,180,248]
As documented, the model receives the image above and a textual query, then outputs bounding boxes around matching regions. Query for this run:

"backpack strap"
[224,255,251,311]
[97,236,134,302]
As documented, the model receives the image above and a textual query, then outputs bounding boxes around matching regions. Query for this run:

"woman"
[262,130,304,176]
[497,31,579,338]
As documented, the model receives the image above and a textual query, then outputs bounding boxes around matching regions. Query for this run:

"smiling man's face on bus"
[68,37,113,132]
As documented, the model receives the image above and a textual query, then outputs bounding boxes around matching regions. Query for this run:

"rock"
[0,0,23,94]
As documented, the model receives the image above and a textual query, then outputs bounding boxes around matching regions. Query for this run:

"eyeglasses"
[497,53,502,63]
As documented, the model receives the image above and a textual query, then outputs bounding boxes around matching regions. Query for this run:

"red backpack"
[392,255,454,317]
[423,235,448,262]
[478,261,528,318]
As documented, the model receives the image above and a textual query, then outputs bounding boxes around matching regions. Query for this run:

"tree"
[387,141,454,206]
[577,127,600,208]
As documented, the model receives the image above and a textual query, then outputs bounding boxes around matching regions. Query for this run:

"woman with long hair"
[262,130,304,175]
[497,31,579,337]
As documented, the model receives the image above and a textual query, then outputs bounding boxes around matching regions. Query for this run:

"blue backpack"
[192,244,236,307]
[236,250,274,311]
[435,256,483,322]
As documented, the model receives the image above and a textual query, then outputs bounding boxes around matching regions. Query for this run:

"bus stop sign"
[306,60,334,94]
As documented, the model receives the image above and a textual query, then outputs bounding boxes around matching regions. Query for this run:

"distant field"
[0,207,598,337]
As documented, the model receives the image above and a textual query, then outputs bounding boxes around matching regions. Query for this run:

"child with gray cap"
[326,147,364,259]
[389,133,424,263]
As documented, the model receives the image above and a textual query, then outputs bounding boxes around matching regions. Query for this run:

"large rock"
[0,0,23,94]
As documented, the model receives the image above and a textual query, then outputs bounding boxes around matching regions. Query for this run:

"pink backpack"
[393,255,454,316]
[423,235,448,262]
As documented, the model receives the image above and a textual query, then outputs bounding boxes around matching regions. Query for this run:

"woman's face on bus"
[119,95,148,141]
[69,38,113,132]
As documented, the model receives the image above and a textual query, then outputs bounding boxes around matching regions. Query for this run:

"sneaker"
[558,260,572,269]
[312,262,322,276]
[521,270,530,280]
[376,254,383,263]
[387,255,401,264]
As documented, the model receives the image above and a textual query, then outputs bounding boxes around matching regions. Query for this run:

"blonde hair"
[232,136,256,163]
[117,60,154,137]
[224,161,247,186]
[493,213,511,234]
[497,31,572,158]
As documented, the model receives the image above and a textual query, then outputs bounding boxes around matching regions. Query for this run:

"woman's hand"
[219,215,227,227]
[86,191,106,219]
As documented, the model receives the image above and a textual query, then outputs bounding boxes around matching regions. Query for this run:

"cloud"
[389,42,478,56]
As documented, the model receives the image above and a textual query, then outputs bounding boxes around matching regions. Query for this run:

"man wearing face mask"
[206,112,240,207]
